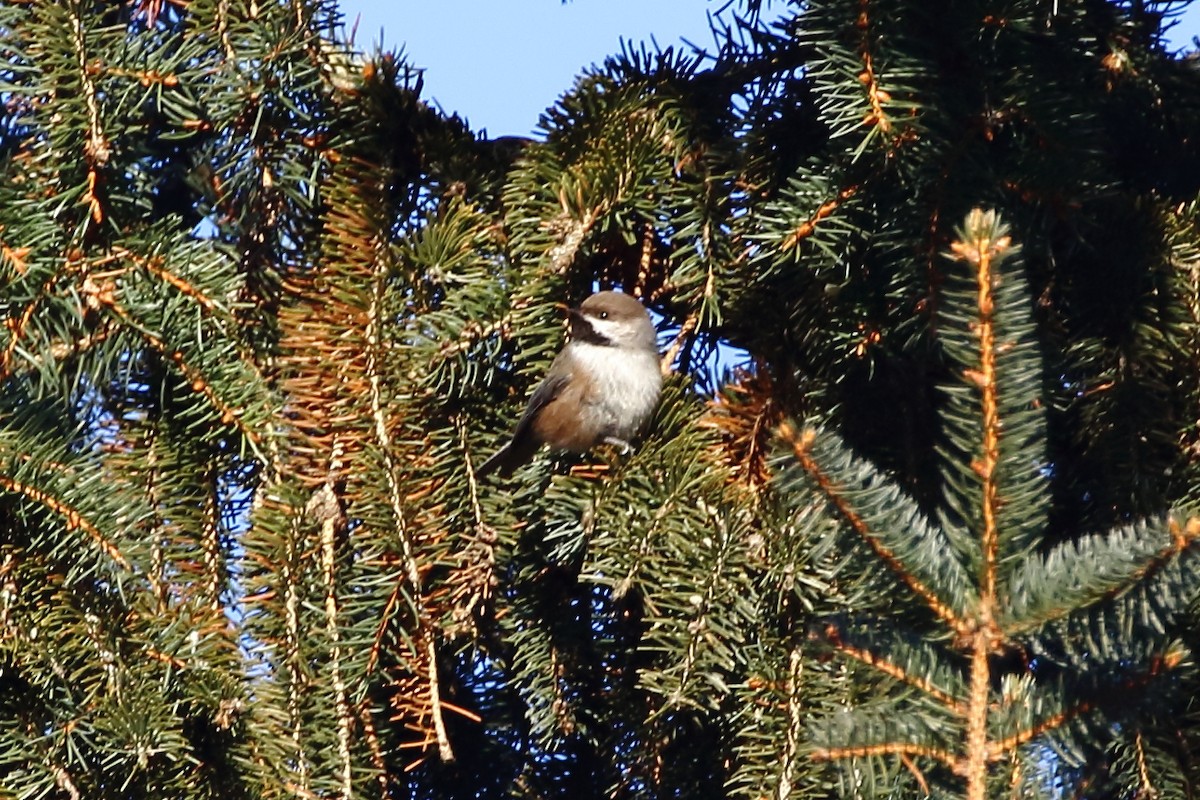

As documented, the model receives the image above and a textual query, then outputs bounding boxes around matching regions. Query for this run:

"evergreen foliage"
[0,1,1198,799]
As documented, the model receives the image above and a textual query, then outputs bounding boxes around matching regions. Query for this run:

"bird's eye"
[598,311,609,319]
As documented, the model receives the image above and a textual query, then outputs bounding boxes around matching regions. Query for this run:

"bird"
[476,291,662,479]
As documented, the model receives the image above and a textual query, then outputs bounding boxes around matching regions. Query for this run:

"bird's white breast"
[569,341,662,439]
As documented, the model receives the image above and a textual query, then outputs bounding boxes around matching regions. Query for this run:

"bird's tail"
[475,445,510,479]
[476,434,541,479]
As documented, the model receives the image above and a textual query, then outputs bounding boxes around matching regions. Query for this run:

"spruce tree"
[1,1,1199,799]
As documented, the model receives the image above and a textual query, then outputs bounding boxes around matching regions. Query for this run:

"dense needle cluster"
[0,1,1198,799]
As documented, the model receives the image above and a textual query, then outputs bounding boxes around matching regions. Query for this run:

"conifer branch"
[0,552,15,636]
[664,504,736,712]
[310,479,354,800]
[0,245,30,280]
[778,421,969,636]
[96,295,263,452]
[779,185,858,252]
[964,629,994,800]
[2,292,46,380]
[53,764,82,800]
[776,645,805,800]
[0,474,129,570]
[67,2,108,228]
[359,706,390,800]
[365,240,454,763]
[142,430,167,612]
[281,510,311,791]
[0,252,92,381]
[823,628,965,715]
[546,210,598,275]
[44,326,114,364]
[102,66,179,88]
[614,501,672,601]
[811,742,959,771]
[660,312,697,375]
[636,219,656,298]
[702,369,780,495]
[985,647,1185,763]
[1134,730,1154,799]
[435,318,511,360]
[855,0,891,135]
[950,208,1016,800]
[122,248,222,314]
[1005,517,1200,636]
[984,698,1094,762]
[366,577,405,680]
[216,0,236,61]
[200,464,224,611]
[142,646,188,670]
[950,208,1011,614]
[446,416,496,636]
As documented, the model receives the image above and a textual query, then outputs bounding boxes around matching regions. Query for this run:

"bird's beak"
[560,303,584,322]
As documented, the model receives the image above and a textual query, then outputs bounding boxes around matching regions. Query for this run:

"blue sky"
[338,0,726,137]
[337,1,1200,138]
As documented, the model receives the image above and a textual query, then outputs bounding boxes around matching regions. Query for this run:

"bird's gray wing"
[510,367,571,442]
[476,366,572,479]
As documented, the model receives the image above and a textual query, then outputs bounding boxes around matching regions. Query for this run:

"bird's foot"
[601,436,634,455]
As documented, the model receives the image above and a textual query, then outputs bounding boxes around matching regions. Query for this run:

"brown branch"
[825,632,966,715]
[660,313,697,375]
[365,233,454,763]
[779,185,858,251]
[778,421,969,636]
[95,296,262,447]
[948,209,1015,800]
[985,699,1093,761]
[856,0,892,134]
[359,706,391,800]
[69,3,108,231]
[0,474,130,570]
[812,742,959,772]
[0,251,92,381]
[200,464,224,612]
[900,753,932,795]
[124,248,221,313]
[776,645,806,800]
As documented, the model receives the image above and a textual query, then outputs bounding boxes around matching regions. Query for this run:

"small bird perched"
[477,291,662,479]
